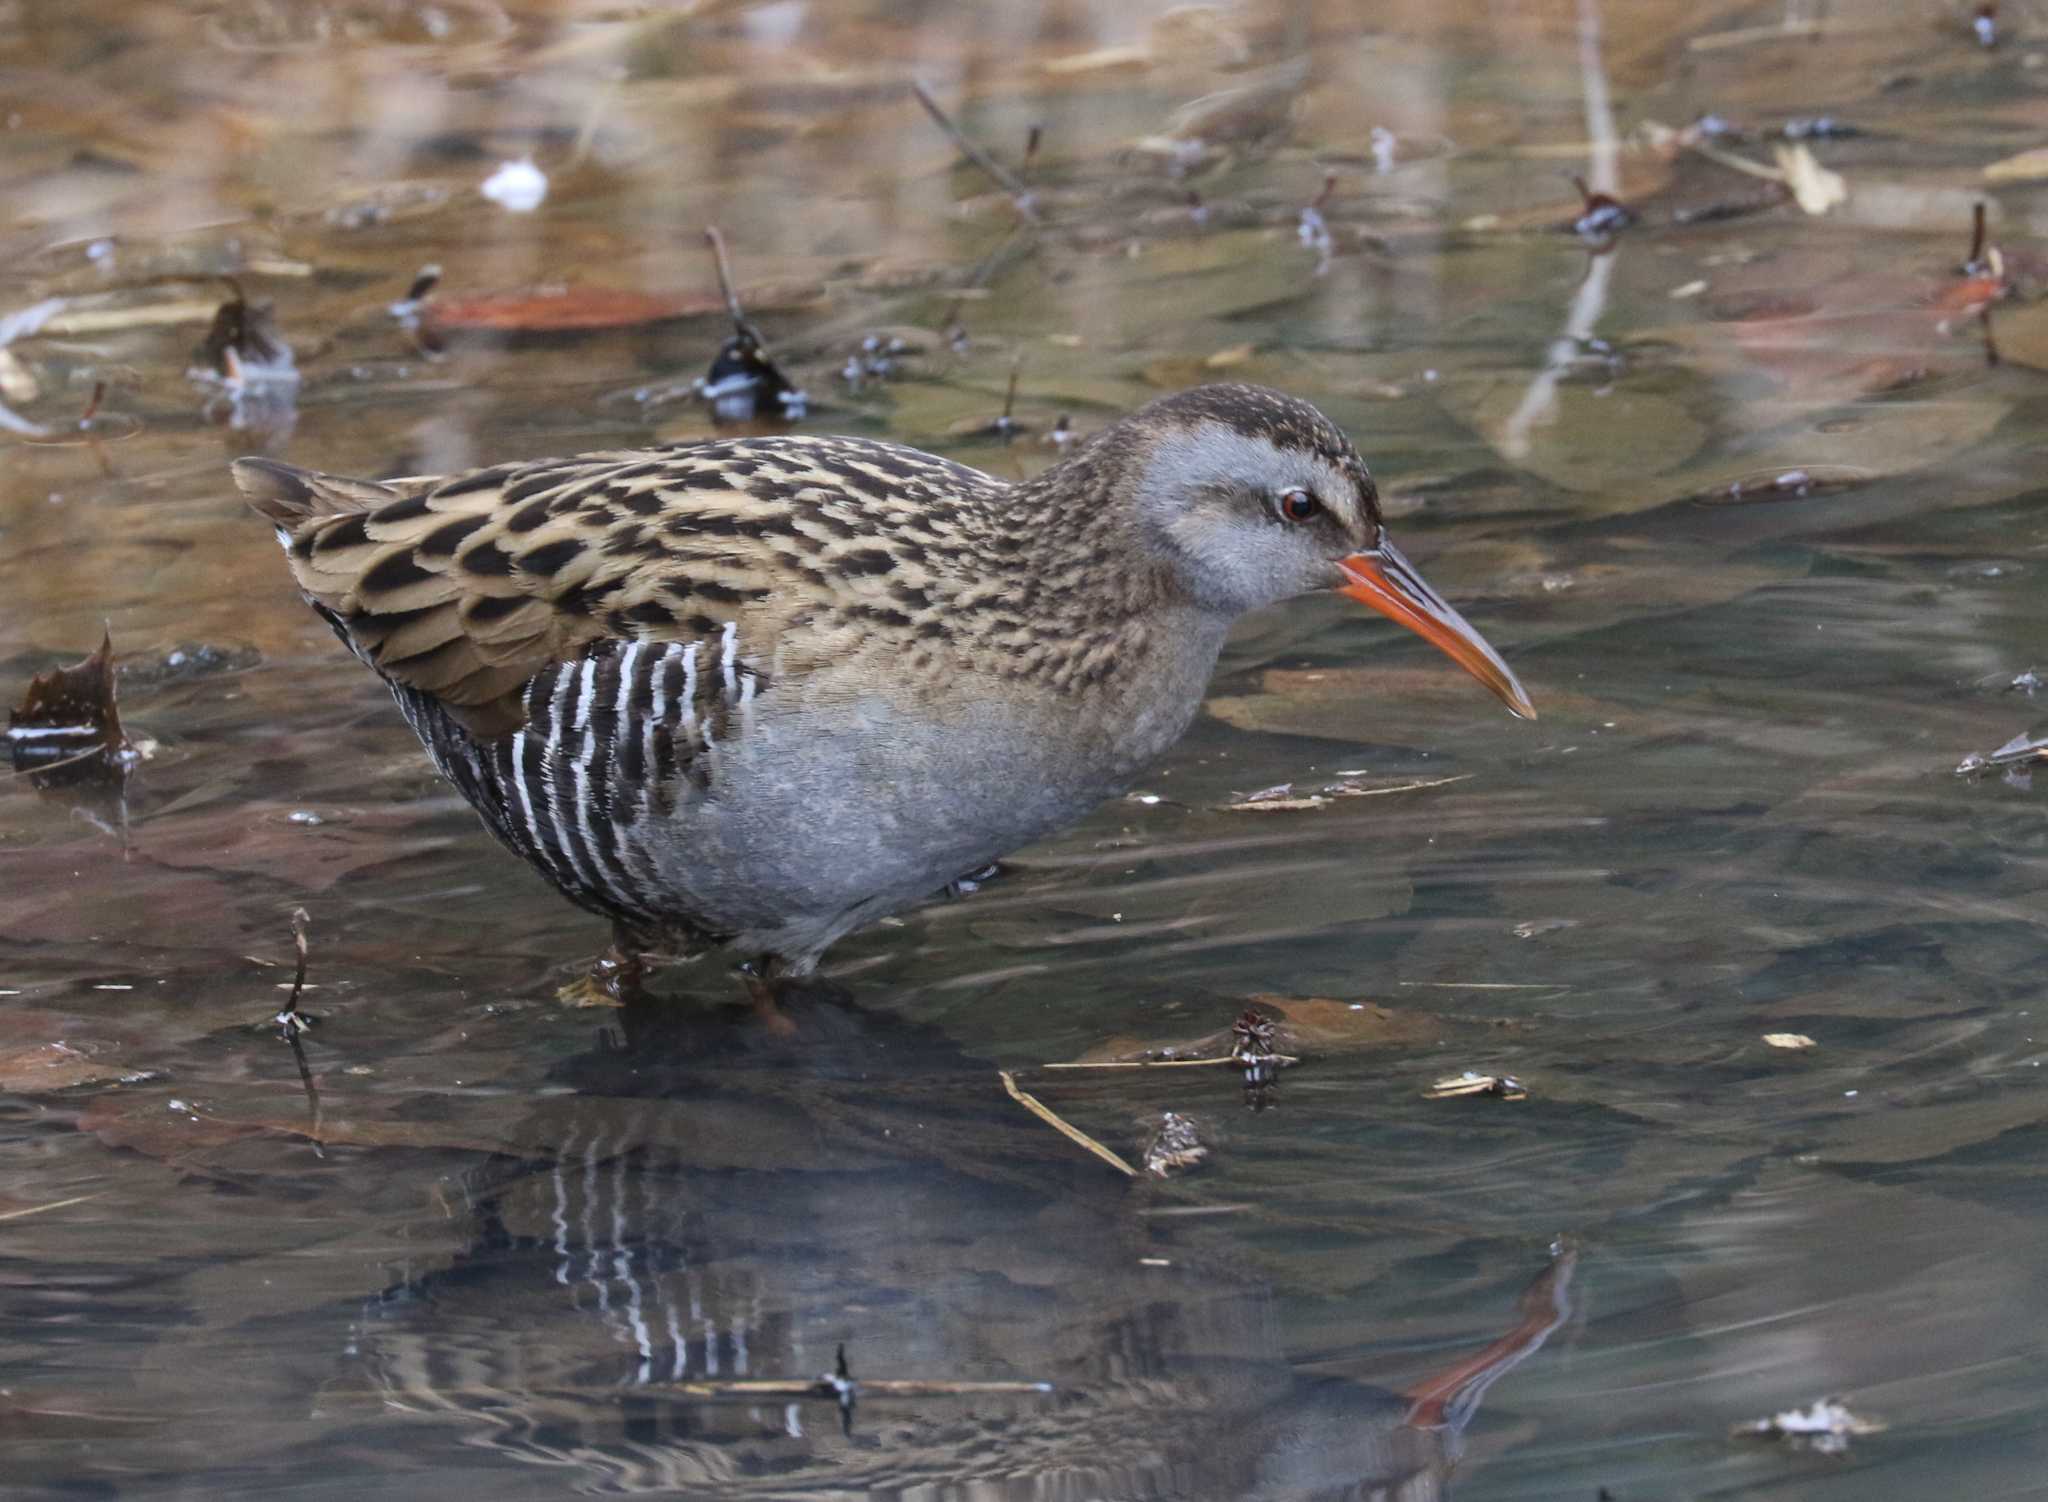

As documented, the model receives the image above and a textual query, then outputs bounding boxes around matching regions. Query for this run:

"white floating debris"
[481,158,548,213]
[1734,1397,1885,1456]
[1370,125,1398,174]
[1425,1070,1528,1101]
[1763,1032,1817,1049]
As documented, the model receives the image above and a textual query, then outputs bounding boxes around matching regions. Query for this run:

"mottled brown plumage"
[238,384,1530,986]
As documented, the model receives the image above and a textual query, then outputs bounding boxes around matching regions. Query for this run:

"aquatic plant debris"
[1570,174,1633,239]
[1143,1111,1209,1177]
[480,158,547,213]
[1220,773,1472,811]
[1425,1071,1528,1101]
[1773,143,1846,216]
[1763,1033,1818,1049]
[1954,731,2048,777]
[1734,1397,1886,1456]
[694,226,805,422]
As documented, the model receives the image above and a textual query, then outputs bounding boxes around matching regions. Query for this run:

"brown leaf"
[8,630,129,782]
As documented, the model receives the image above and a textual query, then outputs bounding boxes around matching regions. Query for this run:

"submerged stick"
[663,1377,1054,1398]
[1040,1055,1301,1072]
[999,1069,1138,1176]
[911,80,1041,221]
[279,907,311,1023]
[703,225,748,327]
[273,907,322,1150]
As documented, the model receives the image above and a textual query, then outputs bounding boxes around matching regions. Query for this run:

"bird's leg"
[556,923,650,1009]
[739,955,801,1037]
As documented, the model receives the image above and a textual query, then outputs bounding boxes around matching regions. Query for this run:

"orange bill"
[1337,542,1536,720]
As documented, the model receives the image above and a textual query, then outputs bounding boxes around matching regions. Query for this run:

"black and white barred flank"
[319,600,765,940]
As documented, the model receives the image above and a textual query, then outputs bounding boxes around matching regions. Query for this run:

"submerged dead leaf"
[76,1088,526,1166]
[0,1040,123,1092]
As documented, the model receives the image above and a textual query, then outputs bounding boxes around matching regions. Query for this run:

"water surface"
[7,2,2048,1497]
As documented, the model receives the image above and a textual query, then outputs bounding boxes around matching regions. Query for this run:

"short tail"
[232,456,402,526]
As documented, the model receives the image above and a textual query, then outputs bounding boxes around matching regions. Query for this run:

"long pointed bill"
[1337,541,1536,720]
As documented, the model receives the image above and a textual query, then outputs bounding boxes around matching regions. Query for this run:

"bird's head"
[1123,383,1534,719]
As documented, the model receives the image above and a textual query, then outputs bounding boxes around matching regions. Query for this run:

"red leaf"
[423,281,822,333]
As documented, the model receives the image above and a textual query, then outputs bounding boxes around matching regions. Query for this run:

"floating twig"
[1040,1054,1302,1072]
[911,80,1041,221]
[999,1069,1138,1176]
[659,1344,1052,1435]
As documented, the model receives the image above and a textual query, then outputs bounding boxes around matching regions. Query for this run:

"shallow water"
[8,1,2048,1497]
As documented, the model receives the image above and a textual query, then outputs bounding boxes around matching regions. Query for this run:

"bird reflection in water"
[345,997,1574,1499]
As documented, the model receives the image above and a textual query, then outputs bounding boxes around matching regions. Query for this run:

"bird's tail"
[231,456,402,526]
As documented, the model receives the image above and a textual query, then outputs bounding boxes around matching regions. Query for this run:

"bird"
[235,383,1533,1007]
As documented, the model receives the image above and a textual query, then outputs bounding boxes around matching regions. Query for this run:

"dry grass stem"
[0,1192,107,1223]
[998,1069,1138,1176]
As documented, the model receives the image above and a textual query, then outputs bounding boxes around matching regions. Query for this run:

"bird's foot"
[736,958,851,1035]
[943,861,1010,898]
[740,971,800,1037]
[556,942,647,1010]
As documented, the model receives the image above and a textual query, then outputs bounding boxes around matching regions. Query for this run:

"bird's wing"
[235,437,994,737]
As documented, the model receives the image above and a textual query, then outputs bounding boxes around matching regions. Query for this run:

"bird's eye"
[1277,488,1321,523]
